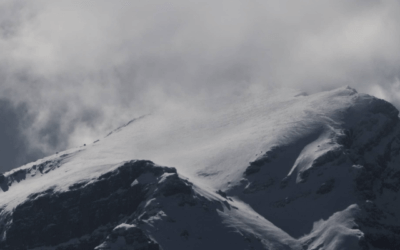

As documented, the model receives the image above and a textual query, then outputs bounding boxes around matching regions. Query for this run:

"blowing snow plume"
[0,0,400,171]
[1,87,400,249]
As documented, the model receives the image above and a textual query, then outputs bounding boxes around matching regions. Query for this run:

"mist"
[0,0,399,171]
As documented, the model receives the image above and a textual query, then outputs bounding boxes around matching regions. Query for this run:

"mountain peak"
[1,87,400,249]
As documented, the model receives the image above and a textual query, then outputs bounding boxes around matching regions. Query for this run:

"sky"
[0,0,400,172]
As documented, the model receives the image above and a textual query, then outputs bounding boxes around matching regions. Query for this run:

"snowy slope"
[1,86,399,249]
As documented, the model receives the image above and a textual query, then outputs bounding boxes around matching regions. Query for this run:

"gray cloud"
[0,99,44,171]
[0,0,399,169]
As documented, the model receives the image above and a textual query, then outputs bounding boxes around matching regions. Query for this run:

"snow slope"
[1,86,399,249]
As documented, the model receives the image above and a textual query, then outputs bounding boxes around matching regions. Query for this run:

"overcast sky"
[0,0,400,172]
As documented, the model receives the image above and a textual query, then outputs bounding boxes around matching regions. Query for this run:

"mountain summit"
[1,86,399,250]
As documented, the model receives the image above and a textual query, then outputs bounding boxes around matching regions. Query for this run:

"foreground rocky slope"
[0,160,294,250]
[1,87,400,249]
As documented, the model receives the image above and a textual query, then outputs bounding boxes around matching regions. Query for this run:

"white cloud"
[0,0,399,159]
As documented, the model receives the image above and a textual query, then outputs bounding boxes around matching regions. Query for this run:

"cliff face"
[231,90,400,249]
[0,160,281,250]
[1,87,400,250]
[4,161,175,249]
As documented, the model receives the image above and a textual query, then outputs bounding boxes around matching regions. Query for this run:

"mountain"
[1,86,400,250]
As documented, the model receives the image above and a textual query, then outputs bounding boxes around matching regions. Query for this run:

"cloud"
[0,0,399,169]
[0,99,44,172]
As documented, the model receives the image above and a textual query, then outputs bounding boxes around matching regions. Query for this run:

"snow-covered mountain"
[1,86,400,250]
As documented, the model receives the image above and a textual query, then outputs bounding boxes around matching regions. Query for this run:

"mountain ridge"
[1,86,400,249]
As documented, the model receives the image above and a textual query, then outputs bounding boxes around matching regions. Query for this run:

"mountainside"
[1,86,400,250]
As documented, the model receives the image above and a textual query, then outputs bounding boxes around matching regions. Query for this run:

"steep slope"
[0,86,399,249]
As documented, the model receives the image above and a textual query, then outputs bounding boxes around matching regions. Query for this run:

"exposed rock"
[95,224,159,250]
[0,160,186,250]
[244,146,283,176]
[316,179,335,195]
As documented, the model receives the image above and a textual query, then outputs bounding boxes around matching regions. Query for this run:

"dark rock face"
[316,179,335,195]
[95,224,159,250]
[336,98,400,249]
[0,173,6,192]
[0,160,189,250]
[356,201,400,250]
[244,146,283,176]
[1,159,254,250]
[229,96,400,245]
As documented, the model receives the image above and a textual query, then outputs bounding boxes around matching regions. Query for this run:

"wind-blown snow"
[0,85,358,214]
[0,86,391,249]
